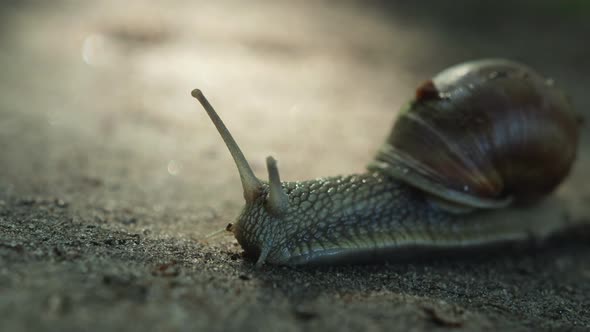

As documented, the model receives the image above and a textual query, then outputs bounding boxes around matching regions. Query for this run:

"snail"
[192,59,582,266]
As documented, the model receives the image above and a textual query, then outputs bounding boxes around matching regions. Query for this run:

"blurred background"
[1,0,589,237]
[1,1,590,330]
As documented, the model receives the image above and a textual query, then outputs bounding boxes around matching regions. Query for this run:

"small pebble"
[55,199,68,208]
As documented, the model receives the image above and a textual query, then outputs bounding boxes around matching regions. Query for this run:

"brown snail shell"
[369,59,579,210]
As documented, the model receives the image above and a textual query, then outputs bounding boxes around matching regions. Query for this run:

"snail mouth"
[234,237,272,267]
[235,229,274,268]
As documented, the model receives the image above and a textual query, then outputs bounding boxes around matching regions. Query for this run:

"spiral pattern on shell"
[370,59,580,209]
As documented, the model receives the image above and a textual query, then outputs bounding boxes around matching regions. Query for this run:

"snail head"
[191,89,290,266]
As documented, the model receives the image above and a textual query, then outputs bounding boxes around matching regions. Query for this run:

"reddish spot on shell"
[415,80,439,101]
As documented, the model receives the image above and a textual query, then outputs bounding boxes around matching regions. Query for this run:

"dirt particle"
[54,199,68,208]
[0,243,24,253]
[152,261,180,277]
[19,197,38,206]
[121,217,137,225]
[82,176,103,187]
[103,238,116,246]
[421,304,465,328]
[293,305,318,321]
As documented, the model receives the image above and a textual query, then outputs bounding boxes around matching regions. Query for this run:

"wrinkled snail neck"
[191,89,290,213]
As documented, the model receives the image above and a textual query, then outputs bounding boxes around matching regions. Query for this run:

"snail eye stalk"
[191,89,262,203]
[265,156,289,216]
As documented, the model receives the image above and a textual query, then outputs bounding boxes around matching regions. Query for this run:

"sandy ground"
[1,1,590,331]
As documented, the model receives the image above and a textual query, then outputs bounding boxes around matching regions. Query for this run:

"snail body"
[192,59,581,266]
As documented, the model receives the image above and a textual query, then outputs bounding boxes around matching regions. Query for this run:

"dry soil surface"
[1,1,590,331]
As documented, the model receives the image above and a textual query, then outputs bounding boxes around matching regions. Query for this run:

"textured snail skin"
[232,172,564,266]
